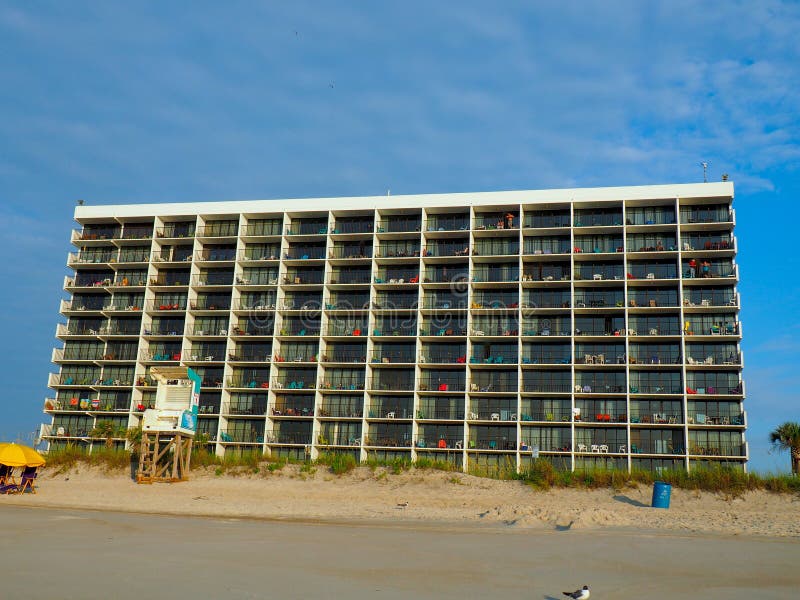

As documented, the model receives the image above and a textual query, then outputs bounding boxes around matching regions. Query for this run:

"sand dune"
[3,464,799,537]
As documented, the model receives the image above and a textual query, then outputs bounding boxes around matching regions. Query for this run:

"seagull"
[563,585,590,599]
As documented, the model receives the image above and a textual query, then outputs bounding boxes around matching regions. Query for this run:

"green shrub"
[320,452,357,475]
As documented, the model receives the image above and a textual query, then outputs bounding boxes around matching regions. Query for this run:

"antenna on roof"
[700,161,709,183]
[721,173,729,182]
[77,199,85,206]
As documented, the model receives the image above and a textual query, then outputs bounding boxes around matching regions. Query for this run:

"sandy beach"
[2,464,800,537]
[1,504,799,600]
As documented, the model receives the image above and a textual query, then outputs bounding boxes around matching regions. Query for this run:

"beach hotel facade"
[42,182,747,472]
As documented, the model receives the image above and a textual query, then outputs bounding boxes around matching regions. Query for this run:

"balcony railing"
[688,412,745,425]
[195,224,238,238]
[283,273,325,285]
[195,250,237,262]
[322,351,367,363]
[265,431,314,445]
[364,436,413,448]
[418,379,466,392]
[519,382,572,393]
[227,351,271,362]
[272,378,316,390]
[415,437,464,449]
[522,353,571,365]
[241,223,282,237]
[416,408,465,420]
[331,220,374,234]
[319,379,366,391]
[425,216,470,232]
[220,430,264,444]
[629,384,683,394]
[328,247,373,259]
[225,401,268,415]
[685,352,741,366]
[318,404,363,418]
[467,438,518,451]
[688,443,746,457]
[367,379,415,391]
[469,350,518,364]
[418,353,465,364]
[469,381,518,393]
[227,377,270,389]
[628,413,681,424]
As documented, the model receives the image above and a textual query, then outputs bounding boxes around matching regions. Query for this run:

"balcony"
[272,377,316,391]
[156,224,196,239]
[225,400,268,416]
[425,215,469,232]
[367,378,415,392]
[265,431,314,445]
[195,224,238,239]
[319,378,366,391]
[194,249,237,262]
[318,402,363,419]
[322,351,367,364]
[688,443,746,457]
[685,352,741,366]
[331,219,374,235]
[418,377,466,392]
[688,412,745,426]
[241,221,282,237]
[628,413,681,424]
[52,348,103,362]
[521,352,571,365]
[415,437,464,450]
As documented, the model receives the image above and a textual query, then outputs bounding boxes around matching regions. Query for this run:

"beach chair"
[18,467,37,494]
[0,483,19,494]
[0,464,12,485]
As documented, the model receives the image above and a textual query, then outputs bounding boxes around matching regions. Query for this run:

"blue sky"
[1,1,798,472]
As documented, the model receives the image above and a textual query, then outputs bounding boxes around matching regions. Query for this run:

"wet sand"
[1,505,798,599]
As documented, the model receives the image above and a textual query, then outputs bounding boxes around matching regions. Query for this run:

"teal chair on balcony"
[488,440,497,450]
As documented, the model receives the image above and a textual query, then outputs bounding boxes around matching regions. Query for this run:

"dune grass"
[42,446,799,494]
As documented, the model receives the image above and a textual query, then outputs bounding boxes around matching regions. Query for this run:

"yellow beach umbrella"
[0,443,46,468]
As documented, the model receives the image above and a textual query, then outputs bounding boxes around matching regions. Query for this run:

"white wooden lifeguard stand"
[137,366,201,483]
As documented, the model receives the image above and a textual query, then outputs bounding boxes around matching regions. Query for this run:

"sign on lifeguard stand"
[137,366,201,483]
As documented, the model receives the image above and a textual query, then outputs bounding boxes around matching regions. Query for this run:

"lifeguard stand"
[137,366,201,483]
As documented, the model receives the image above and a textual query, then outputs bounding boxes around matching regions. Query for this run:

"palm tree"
[90,420,124,449]
[769,422,800,475]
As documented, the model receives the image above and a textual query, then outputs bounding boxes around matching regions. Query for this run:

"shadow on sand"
[613,494,649,508]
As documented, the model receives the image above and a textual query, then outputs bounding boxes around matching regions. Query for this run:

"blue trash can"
[651,481,671,509]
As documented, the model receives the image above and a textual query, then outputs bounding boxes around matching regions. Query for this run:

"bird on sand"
[563,585,590,599]
[396,501,408,508]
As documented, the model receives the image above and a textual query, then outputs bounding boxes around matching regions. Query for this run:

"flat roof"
[74,182,734,220]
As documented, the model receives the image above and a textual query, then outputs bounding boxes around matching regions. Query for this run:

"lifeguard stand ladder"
[137,431,192,483]
[136,366,201,484]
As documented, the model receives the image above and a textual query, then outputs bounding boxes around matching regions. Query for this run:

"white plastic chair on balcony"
[599,444,609,453]
[490,413,500,421]
[387,411,396,419]
[591,444,600,453]
[577,444,588,452]
[618,444,627,453]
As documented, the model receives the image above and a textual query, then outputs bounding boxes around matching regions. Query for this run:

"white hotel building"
[43,182,747,472]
